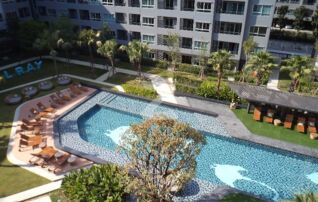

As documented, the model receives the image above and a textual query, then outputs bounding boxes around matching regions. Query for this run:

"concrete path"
[267,67,280,90]
[0,180,61,202]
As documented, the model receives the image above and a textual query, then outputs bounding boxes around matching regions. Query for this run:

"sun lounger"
[19,137,45,151]
[74,82,89,92]
[253,106,262,121]
[48,153,70,174]
[22,118,42,126]
[69,84,82,95]
[30,146,58,167]
[20,124,40,131]
[37,102,56,113]
[50,95,65,105]
[310,133,318,140]
[308,118,317,133]
[264,109,275,124]
[56,91,71,101]
[297,117,306,133]
[284,114,294,129]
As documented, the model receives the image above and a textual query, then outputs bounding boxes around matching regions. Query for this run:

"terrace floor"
[7,87,96,180]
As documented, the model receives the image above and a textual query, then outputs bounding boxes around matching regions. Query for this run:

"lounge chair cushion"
[309,122,315,127]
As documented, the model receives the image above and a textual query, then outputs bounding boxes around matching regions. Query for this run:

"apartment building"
[0,0,276,65]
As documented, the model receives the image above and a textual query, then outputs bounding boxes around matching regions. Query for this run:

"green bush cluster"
[270,30,315,42]
[176,63,201,74]
[122,83,158,99]
[62,164,128,202]
[197,81,236,101]
[155,60,169,69]
[173,72,203,87]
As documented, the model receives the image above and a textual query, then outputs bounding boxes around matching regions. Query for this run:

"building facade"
[275,0,318,20]
[0,0,276,65]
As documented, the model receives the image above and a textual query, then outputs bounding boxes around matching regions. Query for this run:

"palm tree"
[198,47,208,79]
[285,192,318,202]
[33,29,59,76]
[57,38,73,72]
[166,33,181,71]
[245,51,277,86]
[243,36,257,62]
[78,29,100,76]
[208,50,233,91]
[119,40,149,77]
[96,39,117,75]
[282,55,314,92]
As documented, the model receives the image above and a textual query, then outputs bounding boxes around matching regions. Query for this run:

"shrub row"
[176,63,201,74]
[176,80,237,102]
[270,30,315,43]
[173,72,203,87]
[122,83,158,99]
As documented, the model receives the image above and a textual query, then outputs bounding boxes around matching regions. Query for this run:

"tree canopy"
[120,116,206,202]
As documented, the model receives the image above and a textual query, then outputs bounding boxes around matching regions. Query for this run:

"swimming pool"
[61,91,318,201]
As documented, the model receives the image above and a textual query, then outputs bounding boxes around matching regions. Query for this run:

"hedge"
[122,83,158,99]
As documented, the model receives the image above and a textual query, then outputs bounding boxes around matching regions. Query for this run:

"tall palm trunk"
[199,66,204,80]
[88,45,95,77]
[137,62,141,77]
[53,56,58,77]
[110,57,115,75]
[217,71,222,91]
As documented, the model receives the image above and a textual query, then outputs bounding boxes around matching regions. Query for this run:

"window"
[2,0,14,4]
[48,9,57,17]
[253,5,271,16]
[142,17,154,26]
[195,22,209,32]
[197,2,211,12]
[215,21,242,35]
[0,14,3,22]
[91,12,101,21]
[249,26,267,37]
[102,0,113,5]
[38,7,47,16]
[213,41,239,54]
[18,7,30,18]
[221,1,244,15]
[142,34,155,44]
[79,10,89,20]
[117,29,128,40]
[194,41,208,50]
[142,0,154,7]
[144,51,155,59]
[68,9,77,19]
[59,10,68,17]
[104,14,115,22]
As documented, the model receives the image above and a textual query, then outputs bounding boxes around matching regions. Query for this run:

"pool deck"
[7,87,95,181]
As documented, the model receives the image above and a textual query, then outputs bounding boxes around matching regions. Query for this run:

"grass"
[0,59,106,90]
[221,193,265,202]
[233,108,318,149]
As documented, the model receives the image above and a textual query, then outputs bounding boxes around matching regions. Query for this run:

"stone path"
[267,67,280,90]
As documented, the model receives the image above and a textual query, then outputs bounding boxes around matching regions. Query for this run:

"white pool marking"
[104,126,130,145]
[306,172,318,184]
[211,164,279,201]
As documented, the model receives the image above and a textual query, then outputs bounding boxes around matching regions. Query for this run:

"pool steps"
[99,93,117,105]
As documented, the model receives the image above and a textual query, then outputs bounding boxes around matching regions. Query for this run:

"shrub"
[173,72,203,87]
[175,83,197,94]
[122,83,158,99]
[155,60,169,69]
[62,164,128,202]
[176,63,201,74]
[197,81,237,102]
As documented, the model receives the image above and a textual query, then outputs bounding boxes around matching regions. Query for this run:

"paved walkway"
[267,67,280,90]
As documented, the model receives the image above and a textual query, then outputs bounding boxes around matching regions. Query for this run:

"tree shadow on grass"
[0,135,10,164]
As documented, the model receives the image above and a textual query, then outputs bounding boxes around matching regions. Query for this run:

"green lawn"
[221,193,265,202]
[233,108,318,149]
[0,59,106,90]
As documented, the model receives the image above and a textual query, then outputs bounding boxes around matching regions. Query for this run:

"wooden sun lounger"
[74,82,89,92]
[253,107,262,121]
[264,109,275,124]
[69,85,82,95]
[308,118,317,133]
[37,102,56,113]
[48,153,71,174]
[19,137,45,151]
[22,118,42,126]
[297,117,306,133]
[284,114,294,129]
[30,146,58,167]
[50,95,65,105]
[56,91,71,101]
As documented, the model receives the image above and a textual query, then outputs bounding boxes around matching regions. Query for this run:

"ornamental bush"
[155,60,169,69]
[176,63,201,74]
[62,164,128,202]
[122,83,158,99]
[197,81,237,102]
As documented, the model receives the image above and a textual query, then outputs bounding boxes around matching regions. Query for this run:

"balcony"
[128,0,140,7]
[129,14,141,25]
[157,0,176,9]
[180,19,193,31]
[181,0,194,11]
[115,0,125,6]
[157,17,177,29]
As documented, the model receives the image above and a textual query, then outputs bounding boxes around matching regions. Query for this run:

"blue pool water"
[78,105,318,201]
